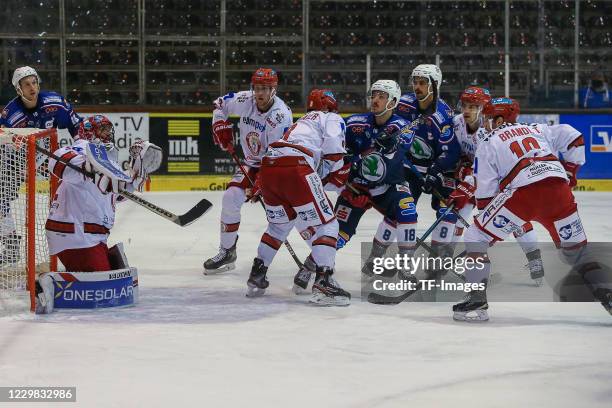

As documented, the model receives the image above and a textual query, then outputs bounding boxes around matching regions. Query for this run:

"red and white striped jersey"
[266,110,346,176]
[213,90,293,167]
[45,139,118,255]
[475,122,570,201]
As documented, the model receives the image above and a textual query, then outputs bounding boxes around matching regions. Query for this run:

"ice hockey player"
[393,64,461,275]
[320,80,417,281]
[449,87,587,286]
[245,88,350,305]
[35,115,162,314]
[450,98,607,322]
[0,66,82,266]
[450,86,544,285]
[204,68,293,274]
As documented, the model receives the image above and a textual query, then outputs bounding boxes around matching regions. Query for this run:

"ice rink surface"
[1,191,612,408]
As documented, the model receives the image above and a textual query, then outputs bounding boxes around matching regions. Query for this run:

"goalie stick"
[229,150,304,269]
[36,144,212,227]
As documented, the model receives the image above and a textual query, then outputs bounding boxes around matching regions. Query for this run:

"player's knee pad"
[515,228,539,255]
[265,222,293,242]
[108,242,129,269]
[39,268,138,312]
[311,220,339,267]
[464,224,492,254]
[221,186,246,221]
[313,219,339,243]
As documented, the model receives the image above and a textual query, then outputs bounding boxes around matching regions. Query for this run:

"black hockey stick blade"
[175,198,213,227]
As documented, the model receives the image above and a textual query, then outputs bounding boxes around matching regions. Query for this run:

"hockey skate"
[452,284,489,322]
[525,249,544,286]
[0,233,21,265]
[361,241,393,278]
[246,258,269,297]
[203,238,237,274]
[292,255,316,295]
[34,274,55,315]
[593,288,612,316]
[310,267,351,306]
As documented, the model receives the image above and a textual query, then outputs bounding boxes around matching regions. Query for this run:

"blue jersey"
[395,92,460,173]
[0,91,82,136]
[344,112,413,194]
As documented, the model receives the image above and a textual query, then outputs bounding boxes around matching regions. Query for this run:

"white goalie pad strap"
[42,268,139,310]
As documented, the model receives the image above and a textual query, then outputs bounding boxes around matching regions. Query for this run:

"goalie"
[35,115,162,314]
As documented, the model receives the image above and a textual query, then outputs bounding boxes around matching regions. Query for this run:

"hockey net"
[0,128,58,314]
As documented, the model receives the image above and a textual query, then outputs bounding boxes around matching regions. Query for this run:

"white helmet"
[12,66,41,92]
[368,79,401,116]
[411,64,442,101]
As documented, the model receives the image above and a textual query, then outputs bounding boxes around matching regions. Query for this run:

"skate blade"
[292,284,310,295]
[453,310,489,322]
[309,292,350,307]
[203,262,236,275]
[246,285,266,298]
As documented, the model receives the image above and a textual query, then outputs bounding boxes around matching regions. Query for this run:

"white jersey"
[475,122,569,200]
[46,139,119,255]
[266,111,346,177]
[452,114,487,164]
[538,123,585,166]
[213,90,293,167]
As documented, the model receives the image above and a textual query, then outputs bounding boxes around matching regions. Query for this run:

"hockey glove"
[323,162,351,190]
[562,161,580,188]
[447,180,476,210]
[212,120,234,153]
[422,164,444,194]
[128,139,163,192]
[95,173,129,195]
[340,184,372,209]
[245,172,262,203]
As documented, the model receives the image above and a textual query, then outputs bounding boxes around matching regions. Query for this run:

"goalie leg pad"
[45,268,139,310]
[108,242,129,269]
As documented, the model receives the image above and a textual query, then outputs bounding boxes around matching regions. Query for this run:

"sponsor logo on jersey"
[45,106,58,114]
[246,132,262,155]
[349,125,366,134]
[42,95,63,104]
[298,208,319,222]
[409,136,434,160]
[336,205,351,222]
[266,207,287,220]
[243,116,266,132]
[266,117,277,128]
[399,196,414,209]
[492,215,510,228]
[590,125,612,152]
[360,152,386,182]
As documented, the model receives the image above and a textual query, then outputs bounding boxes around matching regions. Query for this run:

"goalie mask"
[77,115,115,146]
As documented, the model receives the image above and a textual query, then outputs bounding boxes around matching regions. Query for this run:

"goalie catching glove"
[128,139,163,191]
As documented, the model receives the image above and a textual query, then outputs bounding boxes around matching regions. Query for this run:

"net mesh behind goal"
[0,128,57,313]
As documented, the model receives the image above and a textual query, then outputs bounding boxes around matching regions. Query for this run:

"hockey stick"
[405,161,471,228]
[36,145,212,227]
[228,150,304,269]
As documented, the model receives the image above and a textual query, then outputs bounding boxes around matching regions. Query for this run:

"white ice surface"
[1,191,611,408]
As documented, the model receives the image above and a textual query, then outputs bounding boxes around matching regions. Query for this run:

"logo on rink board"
[590,126,612,153]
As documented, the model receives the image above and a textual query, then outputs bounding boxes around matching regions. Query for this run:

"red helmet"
[307,88,338,113]
[460,87,491,106]
[251,68,278,88]
[483,97,520,123]
[76,115,115,144]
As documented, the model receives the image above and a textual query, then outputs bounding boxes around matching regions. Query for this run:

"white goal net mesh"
[0,128,57,313]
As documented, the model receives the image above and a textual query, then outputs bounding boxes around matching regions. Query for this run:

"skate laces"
[525,258,543,273]
[210,247,228,262]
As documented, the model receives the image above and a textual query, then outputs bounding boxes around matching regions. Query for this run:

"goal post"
[0,128,58,313]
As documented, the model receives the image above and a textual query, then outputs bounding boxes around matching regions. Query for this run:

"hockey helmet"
[411,64,442,94]
[12,66,40,91]
[251,68,278,88]
[307,88,338,113]
[483,97,520,123]
[76,115,115,144]
[460,87,491,106]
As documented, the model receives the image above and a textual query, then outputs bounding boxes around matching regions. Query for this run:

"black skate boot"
[593,288,612,316]
[525,249,544,286]
[452,281,489,322]
[310,267,351,306]
[362,241,393,278]
[203,237,238,274]
[0,233,21,265]
[246,258,269,297]
[292,254,316,295]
